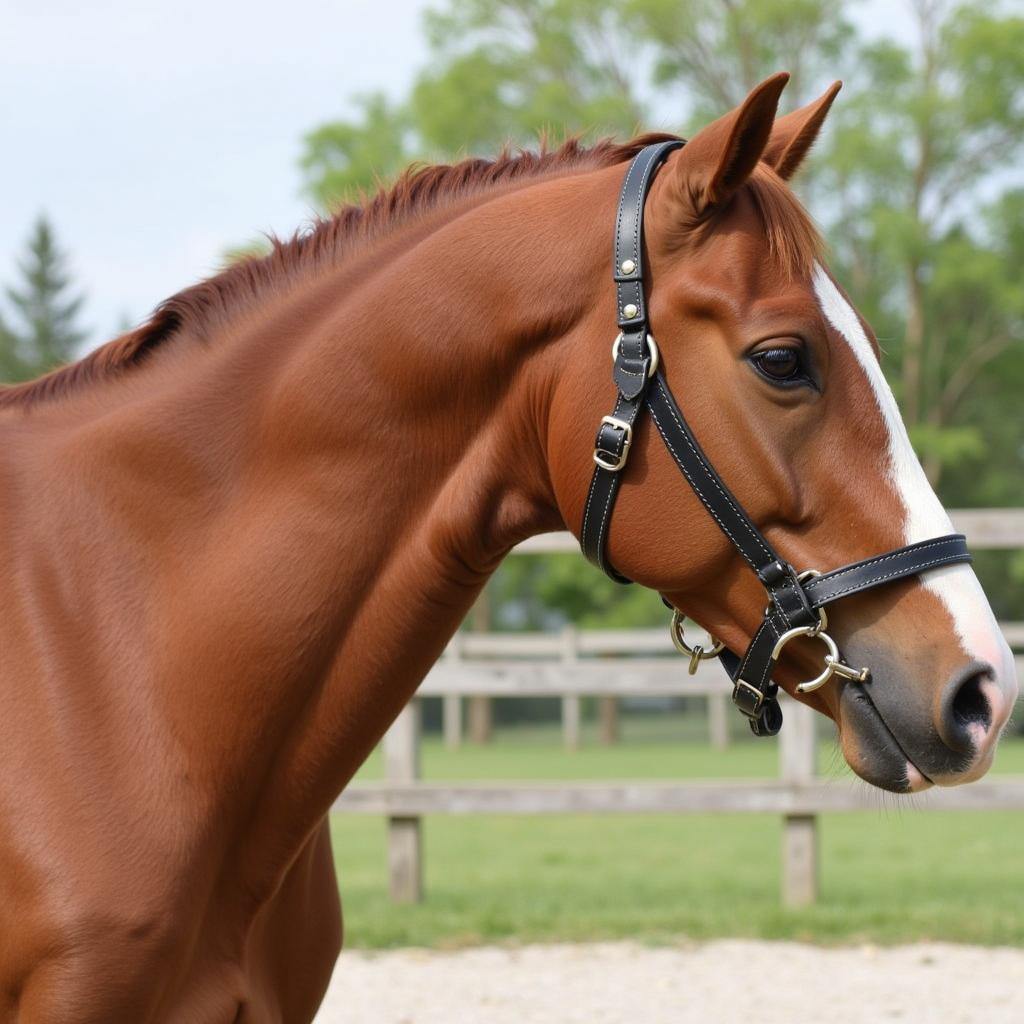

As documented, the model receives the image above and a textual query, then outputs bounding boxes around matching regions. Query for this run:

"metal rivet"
[622,303,639,319]
[620,259,636,274]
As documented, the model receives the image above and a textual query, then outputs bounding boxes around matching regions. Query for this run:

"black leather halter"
[581,140,972,737]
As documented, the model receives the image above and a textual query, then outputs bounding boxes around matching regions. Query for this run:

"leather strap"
[581,140,684,583]
[720,533,972,730]
[579,142,974,738]
[646,372,781,577]
[803,535,971,608]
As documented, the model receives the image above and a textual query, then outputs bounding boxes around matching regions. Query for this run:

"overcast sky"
[2,1,914,346]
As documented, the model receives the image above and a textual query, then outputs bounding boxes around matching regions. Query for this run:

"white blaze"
[811,264,1015,692]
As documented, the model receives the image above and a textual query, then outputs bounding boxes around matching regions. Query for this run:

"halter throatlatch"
[580,140,972,737]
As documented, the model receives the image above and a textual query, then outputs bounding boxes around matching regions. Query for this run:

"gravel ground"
[315,940,1022,1023]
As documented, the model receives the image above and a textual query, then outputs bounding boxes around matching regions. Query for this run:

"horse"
[0,71,1016,1022]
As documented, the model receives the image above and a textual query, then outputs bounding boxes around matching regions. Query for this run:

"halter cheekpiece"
[581,140,972,737]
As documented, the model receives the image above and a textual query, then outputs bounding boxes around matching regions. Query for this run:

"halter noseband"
[581,140,971,737]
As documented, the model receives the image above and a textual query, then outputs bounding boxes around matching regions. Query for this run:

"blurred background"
[3,0,1022,957]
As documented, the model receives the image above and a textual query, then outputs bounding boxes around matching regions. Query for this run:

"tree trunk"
[902,264,926,429]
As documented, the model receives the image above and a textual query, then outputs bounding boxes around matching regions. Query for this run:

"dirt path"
[315,940,1021,1023]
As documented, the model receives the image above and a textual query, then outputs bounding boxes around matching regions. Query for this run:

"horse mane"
[0,133,820,410]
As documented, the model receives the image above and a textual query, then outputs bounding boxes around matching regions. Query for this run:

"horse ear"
[762,81,842,180]
[672,72,790,214]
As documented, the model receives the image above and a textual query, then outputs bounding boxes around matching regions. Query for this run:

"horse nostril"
[953,674,992,729]
[940,662,994,753]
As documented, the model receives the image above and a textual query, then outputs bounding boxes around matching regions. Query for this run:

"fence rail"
[336,775,1024,816]
[333,509,1024,909]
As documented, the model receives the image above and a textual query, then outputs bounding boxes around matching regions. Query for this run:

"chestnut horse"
[0,73,1016,1022]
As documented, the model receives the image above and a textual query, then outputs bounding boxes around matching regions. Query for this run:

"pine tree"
[0,311,24,381]
[0,215,88,381]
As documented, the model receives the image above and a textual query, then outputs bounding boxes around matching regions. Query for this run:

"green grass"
[332,717,1024,949]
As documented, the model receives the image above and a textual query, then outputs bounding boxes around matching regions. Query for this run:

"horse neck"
[6,167,616,864]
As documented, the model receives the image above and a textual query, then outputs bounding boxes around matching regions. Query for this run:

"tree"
[0,215,88,381]
[302,94,413,210]
[629,0,852,116]
[818,0,1024,486]
[301,0,655,209]
[0,312,24,382]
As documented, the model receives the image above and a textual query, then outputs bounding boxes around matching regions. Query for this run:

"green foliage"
[815,2,1024,612]
[302,93,412,209]
[299,0,1024,625]
[818,2,1024,464]
[908,422,985,473]
[335,809,1024,947]
[418,0,646,140]
[628,0,852,115]
[490,554,667,629]
[0,215,88,382]
[302,1,652,210]
[0,313,24,382]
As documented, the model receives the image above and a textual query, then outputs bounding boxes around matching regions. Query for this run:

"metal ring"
[770,619,871,692]
[670,610,724,675]
[612,333,659,378]
[771,626,840,693]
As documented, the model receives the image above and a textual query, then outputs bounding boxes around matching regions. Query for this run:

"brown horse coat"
[0,74,1015,1021]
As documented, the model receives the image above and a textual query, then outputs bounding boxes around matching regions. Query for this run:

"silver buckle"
[733,679,765,710]
[593,416,633,472]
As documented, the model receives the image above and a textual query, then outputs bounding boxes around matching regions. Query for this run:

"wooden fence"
[333,509,1024,908]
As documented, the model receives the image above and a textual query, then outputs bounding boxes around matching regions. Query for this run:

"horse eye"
[751,346,803,383]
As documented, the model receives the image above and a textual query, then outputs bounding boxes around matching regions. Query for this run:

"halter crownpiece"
[580,140,972,737]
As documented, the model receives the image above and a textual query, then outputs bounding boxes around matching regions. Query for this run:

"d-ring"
[770,626,870,693]
[612,333,659,378]
[670,610,725,675]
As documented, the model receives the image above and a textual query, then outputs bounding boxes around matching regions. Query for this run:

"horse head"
[551,74,1017,792]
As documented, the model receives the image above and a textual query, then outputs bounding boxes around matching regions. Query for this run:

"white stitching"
[598,394,630,568]
[772,579,796,629]
[590,145,671,576]
[648,382,772,570]
[759,615,782,690]
[614,147,662,325]
[809,551,968,605]
[652,377,773,562]
[648,401,751,563]
[805,538,962,592]
[581,393,628,568]
[580,472,603,555]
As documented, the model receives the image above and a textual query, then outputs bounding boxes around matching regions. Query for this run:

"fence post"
[598,696,620,745]
[384,701,423,903]
[560,625,581,751]
[442,635,463,750]
[780,698,818,908]
[707,692,729,750]
[467,695,493,744]
[468,588,494,744]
